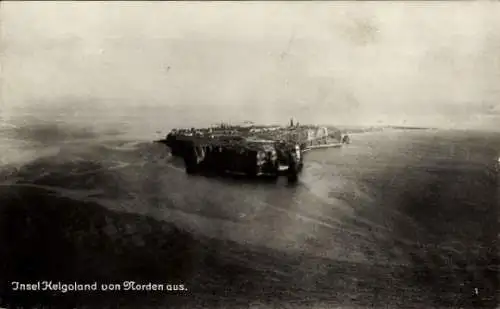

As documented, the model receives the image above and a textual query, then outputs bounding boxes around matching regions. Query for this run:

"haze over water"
[1,2,500,130]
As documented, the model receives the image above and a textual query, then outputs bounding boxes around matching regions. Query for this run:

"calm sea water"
[0,120,498,308]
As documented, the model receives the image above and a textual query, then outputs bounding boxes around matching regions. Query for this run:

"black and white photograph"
[0,1,499,308]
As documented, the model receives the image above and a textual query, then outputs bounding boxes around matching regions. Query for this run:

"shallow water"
[0,122,498,308]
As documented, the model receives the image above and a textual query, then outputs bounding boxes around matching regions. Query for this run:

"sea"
[0,117,499,308]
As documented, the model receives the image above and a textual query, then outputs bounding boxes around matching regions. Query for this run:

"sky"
[1,1,500,131]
